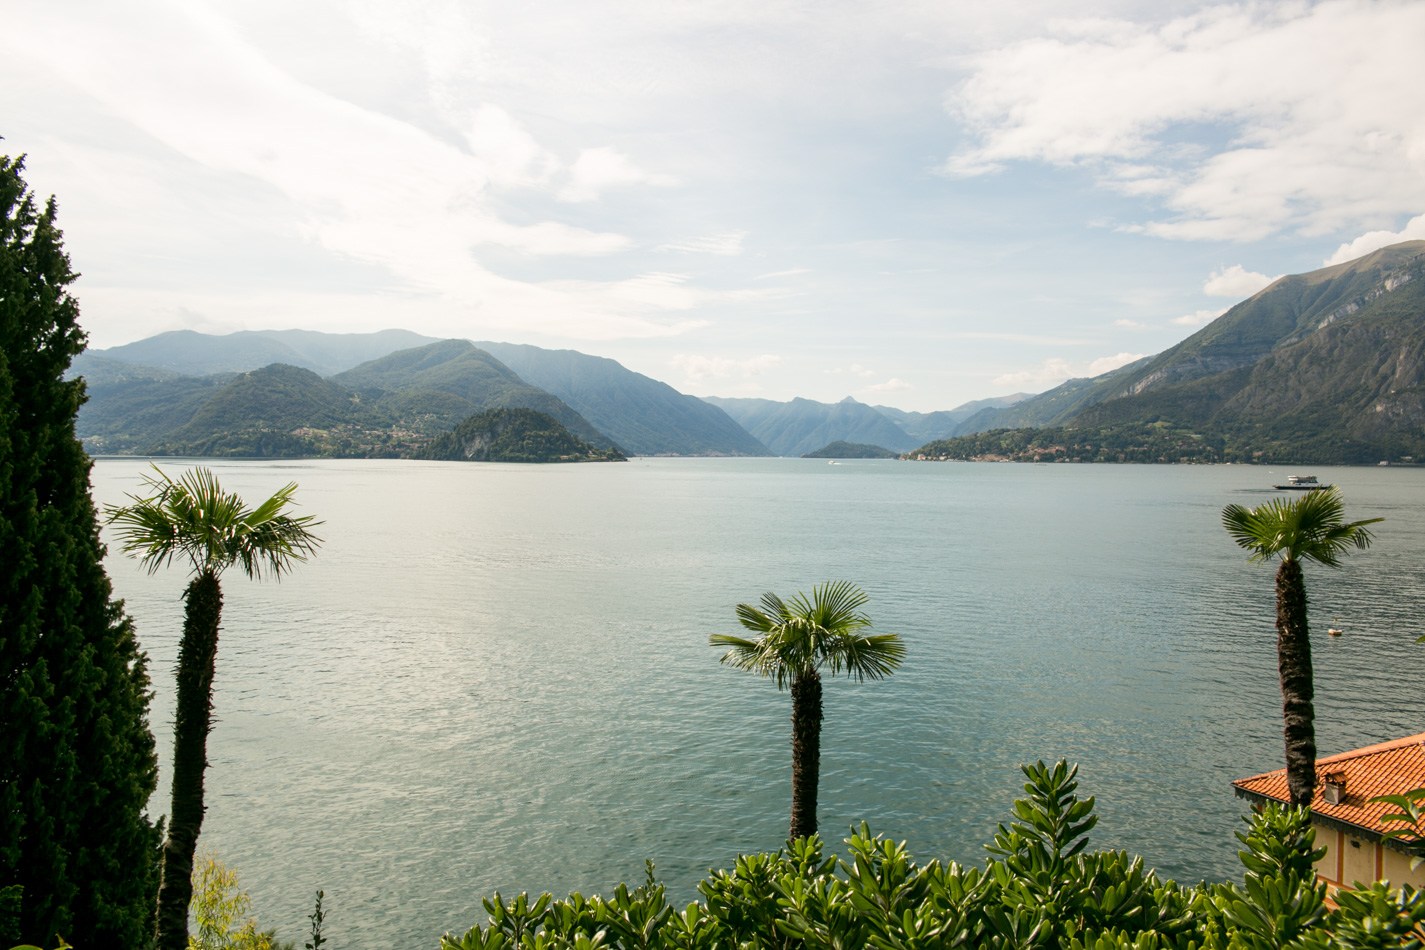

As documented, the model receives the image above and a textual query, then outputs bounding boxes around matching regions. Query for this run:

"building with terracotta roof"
[1233,732,1425,896]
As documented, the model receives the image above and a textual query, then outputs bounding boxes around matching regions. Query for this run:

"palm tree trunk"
[1275,558,1316,807]
[789,672,823,841]
[154,570,223,950]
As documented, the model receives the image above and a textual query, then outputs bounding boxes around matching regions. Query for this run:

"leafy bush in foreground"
[442,761,1425,950]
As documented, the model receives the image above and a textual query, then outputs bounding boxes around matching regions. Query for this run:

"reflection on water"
[91,459,1425,947]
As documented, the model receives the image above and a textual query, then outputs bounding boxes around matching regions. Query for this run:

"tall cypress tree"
[0,153,161,946]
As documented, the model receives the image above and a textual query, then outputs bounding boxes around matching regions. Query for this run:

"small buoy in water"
[1328,628,1343,637]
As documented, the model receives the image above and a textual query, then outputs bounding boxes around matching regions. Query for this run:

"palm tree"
[1222,487,1380,806]
[711,581,905,840]
[107,466,322,950]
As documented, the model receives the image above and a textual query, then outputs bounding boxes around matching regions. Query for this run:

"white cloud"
[669,353,782,383]
[558,147,678,203]
[1087,352,1146,375]
[1324,213,1425,265]
[994,352,1146,390]
[1203,265,1279,298]
[465,103,555,188]
[862,377,912,393]
[825,363,877,378]
[754,268,811,280]
[945,2,1425,241]
[1172,309,1225,327]
[0,2,731,342]
[994,358,1076,389]
[656,231,748,256]
[1114,318,1145,329]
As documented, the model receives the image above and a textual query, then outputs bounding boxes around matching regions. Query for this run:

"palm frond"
[709,633,766,672]
[717,581,904,688]
[736,602,778,634]
[796,580,871,634]
[1222,488,1380,567]
[106,464,323,580]
[826,633,908,682]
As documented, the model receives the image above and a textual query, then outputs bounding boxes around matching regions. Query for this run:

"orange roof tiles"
[1233,732,1425,842]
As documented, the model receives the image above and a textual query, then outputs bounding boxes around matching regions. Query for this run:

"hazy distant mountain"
[333,340,613,449]
[950,359,1153,436]
[703,395,920,455]
[874,393,1030,442]
[475,342,769,456]
[67,354,186,386]
[91,328,439,376]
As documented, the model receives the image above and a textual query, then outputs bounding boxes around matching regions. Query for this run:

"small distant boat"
[1274,474,1331,491]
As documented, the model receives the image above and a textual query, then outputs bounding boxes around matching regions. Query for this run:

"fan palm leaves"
[107,466,320,580]
[107,465,322,950]
[1222,488,1380,568]
[712,581,905,840]
[1222,487,1380,806]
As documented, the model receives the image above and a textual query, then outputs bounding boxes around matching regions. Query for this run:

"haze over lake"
[91,459,1425,948]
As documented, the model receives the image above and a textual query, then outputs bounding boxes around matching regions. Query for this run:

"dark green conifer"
[0,153,160,946]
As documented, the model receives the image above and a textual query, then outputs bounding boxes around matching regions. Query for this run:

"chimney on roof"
[1320,770,1348,805]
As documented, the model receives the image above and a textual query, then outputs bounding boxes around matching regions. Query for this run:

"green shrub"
[188,853,291,950]
[441,761,1425,950]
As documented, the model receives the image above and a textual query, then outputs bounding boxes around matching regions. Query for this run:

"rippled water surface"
[90,458,1425,948]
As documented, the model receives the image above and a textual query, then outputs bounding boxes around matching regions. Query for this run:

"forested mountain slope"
[331,340,613,449]
[1107,240,1425,399]
[74,344,618,457]
[910,242,1425,464]
[417,408,626,463]
[476,342,768,456]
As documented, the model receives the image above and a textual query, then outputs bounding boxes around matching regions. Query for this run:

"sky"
[4,0,1424,411]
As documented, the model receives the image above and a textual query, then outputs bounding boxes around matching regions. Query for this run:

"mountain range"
[699,396,913,455]
[91,328,441,376]
[69,241,1425,463]
[75,340,614,456]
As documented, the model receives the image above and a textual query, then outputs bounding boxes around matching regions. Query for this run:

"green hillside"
[146,364,407,457]
[911,243,1425,465]
[1069,264,1425,462]
[909,424,1243,464]
[418,408,626,463]
[802,441,897,458]
[476,341,769,456]
[1110,240,1425,397]
[74,341,620,458]
[77,372,236,454]
[333,340,615,450]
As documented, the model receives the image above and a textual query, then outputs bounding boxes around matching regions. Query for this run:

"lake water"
[89,458,1425,948]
